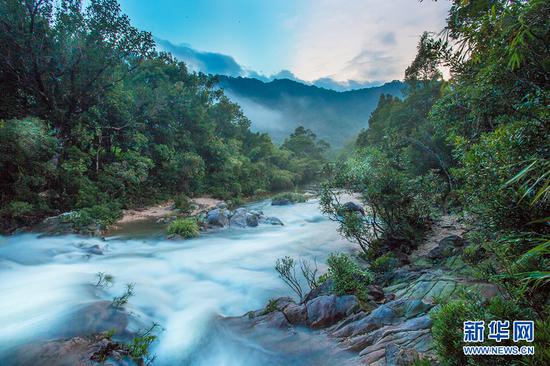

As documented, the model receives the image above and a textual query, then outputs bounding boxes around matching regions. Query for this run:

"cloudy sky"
[119,0,451,89]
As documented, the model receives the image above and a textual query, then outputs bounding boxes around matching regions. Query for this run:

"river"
[0,199,356,365]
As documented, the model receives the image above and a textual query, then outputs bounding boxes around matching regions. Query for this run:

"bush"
[370,252,398,273]
[174,193,193,213]
[269,170,296,191]
[261,298,278,315]
[167,218,199,238]
[432,294,543,366]
[67,202,122,230]
[272,192,306,203]
[327,253,372,301]
[4,201,34,219]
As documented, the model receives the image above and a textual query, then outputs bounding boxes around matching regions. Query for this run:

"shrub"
[174,193,193,213]
[111,283,135,309]
[272,192,306,203]
[327,253,372,301]
[261,298,278,315]
[370,252,398,273]
[4,201,34,219]
[270,170,296,191]
[432,294,543,366]
[67,202,122,230]
[167,218,199,238]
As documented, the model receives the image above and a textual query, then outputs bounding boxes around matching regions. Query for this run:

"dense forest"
[320,0,549,364]
[0,0,328,232]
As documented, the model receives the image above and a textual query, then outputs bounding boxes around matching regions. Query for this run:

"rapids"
[0,199,355,365]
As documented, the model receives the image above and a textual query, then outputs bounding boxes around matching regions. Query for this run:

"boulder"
[341,201,365,215]
[306,295,360,329]
[12,334,131,366]
[229,208,260,228]
[206,208,230,227]
[283,303,307,325]
[303,279,334,303]
[428,235,466,260]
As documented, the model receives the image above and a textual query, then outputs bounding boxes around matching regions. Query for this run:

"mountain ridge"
[218,76,404,147]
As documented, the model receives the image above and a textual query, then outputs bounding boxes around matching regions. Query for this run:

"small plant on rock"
[167,218,199,238]
[95,272,114,288]
[112,283,135,309]
[261,298,279,315]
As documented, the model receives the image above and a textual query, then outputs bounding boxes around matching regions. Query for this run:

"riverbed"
[0,199,355,365]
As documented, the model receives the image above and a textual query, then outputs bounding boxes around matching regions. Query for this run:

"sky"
[118,0,451,89]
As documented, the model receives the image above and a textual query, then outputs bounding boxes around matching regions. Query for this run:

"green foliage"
[275,256,304,301]
[0,1,326,233]
[174,194,194,213]
[127,322,160,364]
[166,218,200,239]
[327,253,372,301]
[370,253,398,274]
[432,293,546,366]
[272,192,306,203]
[3,201,34,219]
[111,283,135,309]
[261,298,279,315]
[67,203,122,230]
[95,272,114,288]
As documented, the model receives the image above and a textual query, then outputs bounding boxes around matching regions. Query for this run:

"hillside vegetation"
[321,0,549,364]
[219,76,403,147]
[0,0,328,232]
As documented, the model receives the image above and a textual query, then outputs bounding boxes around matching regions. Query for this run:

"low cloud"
[156,38,388,91]
[155,38,244,77]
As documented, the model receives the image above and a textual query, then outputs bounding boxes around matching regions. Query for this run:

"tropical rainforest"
[0,0,548,365]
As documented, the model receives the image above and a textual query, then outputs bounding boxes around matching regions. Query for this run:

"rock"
[229,208,260,228]
[440,235,466,247]
[331,298,433,338]
[306,295,360,329]
[206,208,230,227]
[303,279,334,303]
[367,285,385,303]
[428,235,466,260]
[60,301,129,338]
[385,343,421,366]
[271,198,292,206]
[12,334,131,366]
[260,216,284,226]
[341,201,365,215]
[283,303,307,325]
[216,202,227,209]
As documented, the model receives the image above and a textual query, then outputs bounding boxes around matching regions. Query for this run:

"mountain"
[218,76,404,148]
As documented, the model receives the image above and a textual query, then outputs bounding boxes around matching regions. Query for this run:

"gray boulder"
[306,294,360,329]
[428,235,466,260]
[206,208,230,227]
[341,201,365,215]
[229,208,260,228]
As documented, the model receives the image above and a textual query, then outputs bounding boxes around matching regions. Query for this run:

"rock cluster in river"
[222,232,502,365]
[202,202,284,229]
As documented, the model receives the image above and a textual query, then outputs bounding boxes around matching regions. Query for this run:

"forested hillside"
[218,76,403,147]
[0,0,328,232]
[321,0,549,364]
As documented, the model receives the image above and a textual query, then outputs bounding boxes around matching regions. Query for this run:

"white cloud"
[289,0,450,82]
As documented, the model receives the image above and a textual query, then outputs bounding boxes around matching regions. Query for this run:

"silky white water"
[0,199,354,365]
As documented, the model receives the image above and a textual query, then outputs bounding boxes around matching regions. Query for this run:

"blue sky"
[119,0,451,88]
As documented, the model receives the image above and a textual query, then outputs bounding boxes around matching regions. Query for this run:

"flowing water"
[0,199,356,365]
